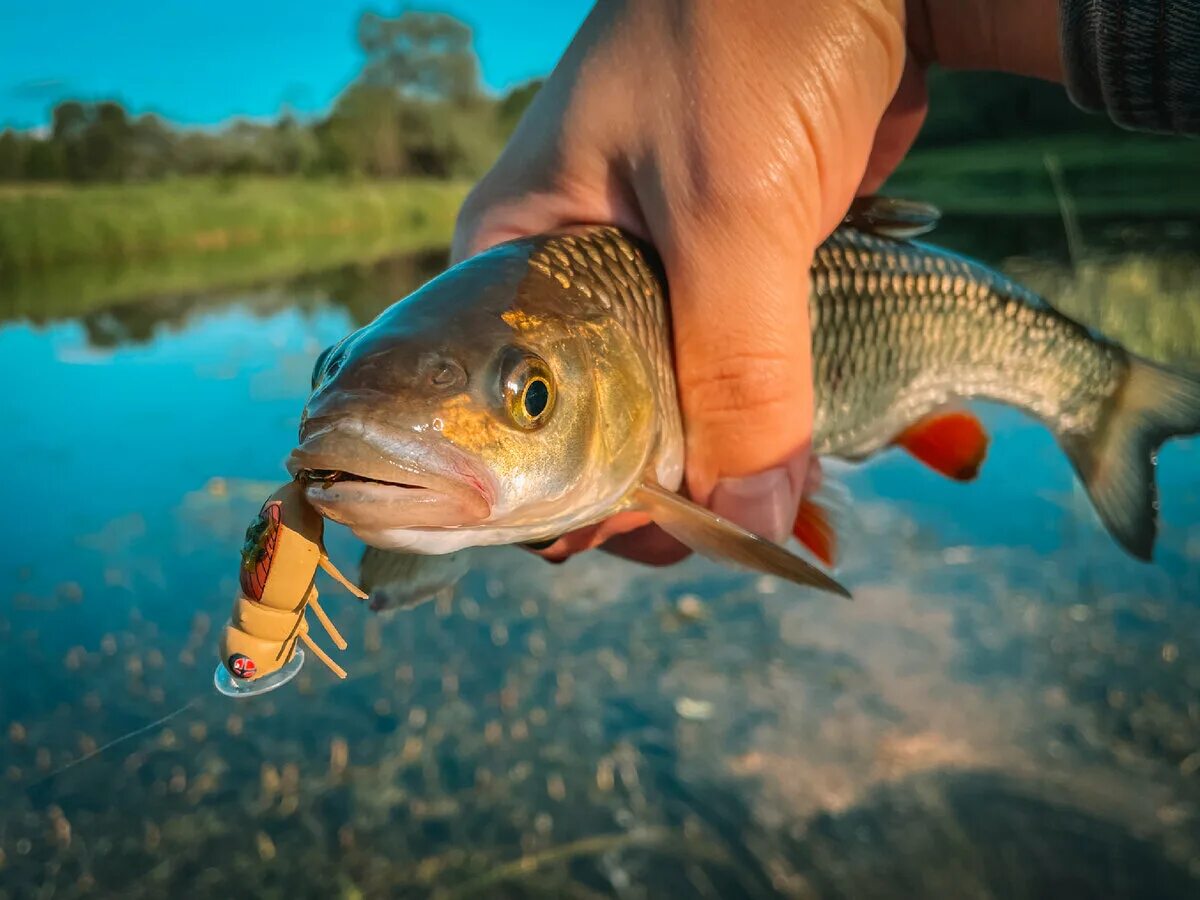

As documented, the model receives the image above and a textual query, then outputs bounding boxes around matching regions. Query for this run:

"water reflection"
[17,247,450,349]
[4,214,1198,364]
[0,215,1197,898]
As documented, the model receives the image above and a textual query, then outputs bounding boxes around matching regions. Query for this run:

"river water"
[1,218,1198,898]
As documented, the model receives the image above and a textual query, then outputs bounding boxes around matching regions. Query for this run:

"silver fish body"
[292,203,1200,572]
[507,225,1130,462]
[809,228,1125,459]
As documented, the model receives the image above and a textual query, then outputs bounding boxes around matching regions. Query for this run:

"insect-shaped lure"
[214,481,367,698]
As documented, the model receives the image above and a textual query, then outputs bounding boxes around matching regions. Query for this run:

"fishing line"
[26,696,203,790]
[27,483,372,795]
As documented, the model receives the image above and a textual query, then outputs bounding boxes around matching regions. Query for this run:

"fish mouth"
[286,430,495,530]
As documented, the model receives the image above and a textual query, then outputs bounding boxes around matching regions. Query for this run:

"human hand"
[453,0,1060,566]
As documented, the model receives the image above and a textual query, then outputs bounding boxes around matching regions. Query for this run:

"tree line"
[0,10,542,183]
[0,8,1132,185]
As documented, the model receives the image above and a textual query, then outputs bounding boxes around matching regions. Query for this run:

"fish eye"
[524,377,549,417]
[501,350,555,429]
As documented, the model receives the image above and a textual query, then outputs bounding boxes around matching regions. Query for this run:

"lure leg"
[307,593,348,650]
[319,554,369,599]
[299,628,347,680]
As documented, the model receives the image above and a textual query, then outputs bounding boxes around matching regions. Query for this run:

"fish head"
[287,237,659,551]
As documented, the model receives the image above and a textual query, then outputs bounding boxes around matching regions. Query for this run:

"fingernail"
[709,464,803,543]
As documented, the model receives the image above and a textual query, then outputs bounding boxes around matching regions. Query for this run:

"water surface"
[1,217,1198,898]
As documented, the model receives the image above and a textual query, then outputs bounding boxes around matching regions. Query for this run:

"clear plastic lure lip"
[213,648,305,698]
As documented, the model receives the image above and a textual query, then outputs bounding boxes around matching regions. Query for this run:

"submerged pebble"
[674,697,715,722]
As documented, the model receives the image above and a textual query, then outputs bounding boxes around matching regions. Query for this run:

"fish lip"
[287,450,488,504]
[285,426,497,524]
[301,479,491,529]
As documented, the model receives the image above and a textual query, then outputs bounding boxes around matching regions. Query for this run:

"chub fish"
[287,198,1200,596]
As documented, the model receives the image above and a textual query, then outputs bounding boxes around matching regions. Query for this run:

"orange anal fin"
[894,411,989,481]
[792,497,837,567]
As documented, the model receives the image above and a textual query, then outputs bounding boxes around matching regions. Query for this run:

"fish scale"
[809,229,1126,459]
[531,229,683,473]
[535,226,1127,466]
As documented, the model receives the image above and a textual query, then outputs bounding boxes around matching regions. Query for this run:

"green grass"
[0,176,468,271]
[0,176,468,322]
[888,134,1200,215]
[0,228,449,324]
[1,135,1198,325]
[1006,254,1200,369]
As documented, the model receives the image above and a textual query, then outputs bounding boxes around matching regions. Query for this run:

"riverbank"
[0,176,467,323]
[1,135,1198,325]
[0,176,468,271]
[4,133,1196,272]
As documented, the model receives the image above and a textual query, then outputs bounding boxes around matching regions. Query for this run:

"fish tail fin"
[1061,356,1200,560]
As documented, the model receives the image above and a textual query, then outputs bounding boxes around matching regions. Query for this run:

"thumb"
[654,207,818,542]
[630,0,907,542]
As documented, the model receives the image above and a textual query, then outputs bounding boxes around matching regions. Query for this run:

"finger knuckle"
[679,348,798,427]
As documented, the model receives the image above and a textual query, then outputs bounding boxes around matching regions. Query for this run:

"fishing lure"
[214,480,367,698]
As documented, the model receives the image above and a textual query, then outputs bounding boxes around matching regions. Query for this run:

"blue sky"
[0,1,592,130]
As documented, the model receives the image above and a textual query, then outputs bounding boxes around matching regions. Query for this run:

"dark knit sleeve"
[1060,0,1200,134]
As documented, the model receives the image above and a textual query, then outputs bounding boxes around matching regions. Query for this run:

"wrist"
[907,0,1063,81]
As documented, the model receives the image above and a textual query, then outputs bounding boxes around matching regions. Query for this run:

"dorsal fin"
[843,196,941,240]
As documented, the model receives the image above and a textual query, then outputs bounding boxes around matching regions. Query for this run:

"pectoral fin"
[634,483,850,598]
[359,547,472,612]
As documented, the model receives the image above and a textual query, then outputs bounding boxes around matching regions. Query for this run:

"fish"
[286,197,1200,597]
